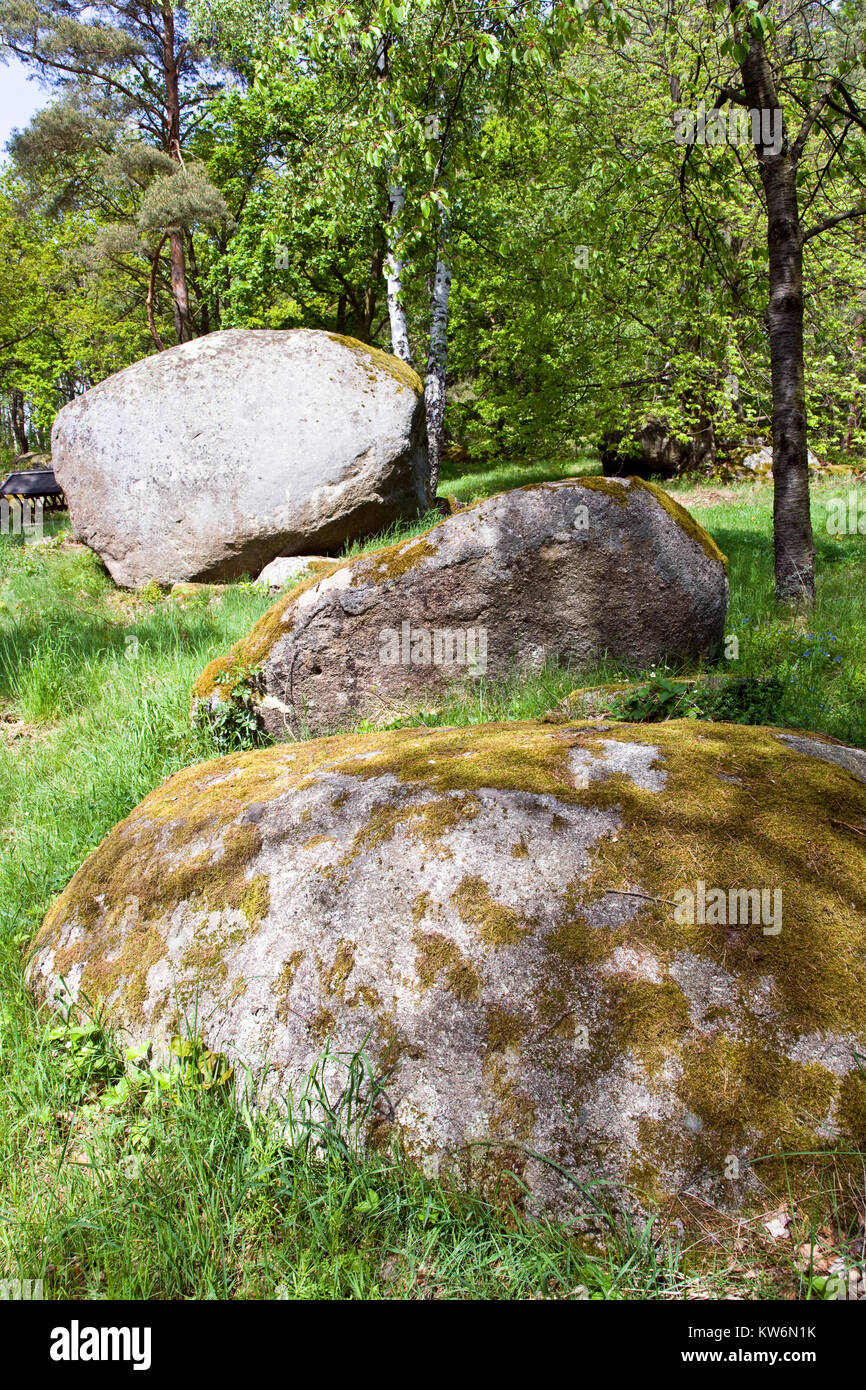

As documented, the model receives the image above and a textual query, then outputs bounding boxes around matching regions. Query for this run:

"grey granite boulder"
[28,719,866,1219]
[601,419,716,478]
[51,330,428,587]
[742,445,822,472]
[254,555,331,594]
[194,475,728,739]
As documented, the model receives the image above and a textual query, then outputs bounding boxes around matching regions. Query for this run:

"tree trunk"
[167,231,192,343]
[362,242,385,340]
[384,185,412,364]
[763,158,814,600]
[185,227,208,336]
[425,238,452,501]
[147,233,168,350]
[844,314,863,452]
[162,2,193,344]
[843,215,865,450]
[738,26,814,602]
[10,388,29,455]
[375,39,411,363]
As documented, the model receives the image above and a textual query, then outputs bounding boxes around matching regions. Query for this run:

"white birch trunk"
[424,234,452,501]
[385,185,412,364]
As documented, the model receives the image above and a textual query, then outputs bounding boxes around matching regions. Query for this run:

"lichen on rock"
[193,475,729,739]
[28,718,866,1222]
[324,333,425,395]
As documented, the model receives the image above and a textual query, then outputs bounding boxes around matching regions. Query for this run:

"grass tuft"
[1,465,864,1299]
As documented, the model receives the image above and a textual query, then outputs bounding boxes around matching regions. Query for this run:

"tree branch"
[0,327,39,355]
[791,83,840,164]
[803,205,866,244]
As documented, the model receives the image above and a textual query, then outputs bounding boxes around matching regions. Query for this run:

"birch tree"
[197,0,558,498]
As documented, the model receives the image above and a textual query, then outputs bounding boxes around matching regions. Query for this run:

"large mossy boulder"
[601,420,716,479]
[193,476,728,740]
[51,330,428,588]
[28,719,866,1220]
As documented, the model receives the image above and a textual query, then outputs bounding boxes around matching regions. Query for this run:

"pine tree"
[0,1,229,345]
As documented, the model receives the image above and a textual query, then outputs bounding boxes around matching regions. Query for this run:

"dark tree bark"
[735,16,815,602]
[185,228,210,335]
[362,242,385,340]
[162,1,193,344]
[167,233,192,343]
[10,388,29,455]
[844,313,863,452]
[146,233,169,351]
[843,225,865,450]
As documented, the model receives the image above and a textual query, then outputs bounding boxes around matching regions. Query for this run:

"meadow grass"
[437,453,600,505]
[0,466,863,1300]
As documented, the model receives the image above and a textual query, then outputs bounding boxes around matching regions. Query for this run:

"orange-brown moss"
[345,792,479,861]
[359,537,438,582]
[272,951,305,1023]
[450,875,528,947]
[631,477,728,568]
[836,1069,866,1148]
[412,892,432,923]
[413,930,483,1001]
[325,333,424,394]
[322,940,356,997]
[308,1006,337,1045]
[486,1004,526,1052]
[193,563,344,700]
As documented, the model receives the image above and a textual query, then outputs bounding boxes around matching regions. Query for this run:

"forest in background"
[2,0,866,595]
[3,5,866,1308]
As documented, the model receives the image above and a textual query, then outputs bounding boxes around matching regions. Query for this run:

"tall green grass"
[0,1004,700,1300]
[0,531,684,1300]
[438,453,599,505]
[0,471,863,1301]
[691,482,866,748]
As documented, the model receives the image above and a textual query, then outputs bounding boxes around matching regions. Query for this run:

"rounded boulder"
[27,719,866,1219]
[51,329,428,587]
[194,476,729,739]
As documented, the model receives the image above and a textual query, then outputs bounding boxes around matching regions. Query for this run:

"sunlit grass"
[0,469,863,1300]
[438,453,599,505]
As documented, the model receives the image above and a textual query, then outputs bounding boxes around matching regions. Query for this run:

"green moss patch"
[192,473,723,705]
[194,563,344,700]
[451,874,529,947]
[631,477,728,568]
[31,716,866,1214]
[413,930,483,1001]
[345,791,479,861]
[325,333,424,395]
[486,1004,527,1051]
[30,752,292,1022]
[358,537,438,582]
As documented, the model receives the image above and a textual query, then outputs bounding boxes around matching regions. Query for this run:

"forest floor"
[0,465,863,1299]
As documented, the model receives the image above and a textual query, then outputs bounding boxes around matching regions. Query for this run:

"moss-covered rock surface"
[193,475,729,739]
[27,718,866,1220]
